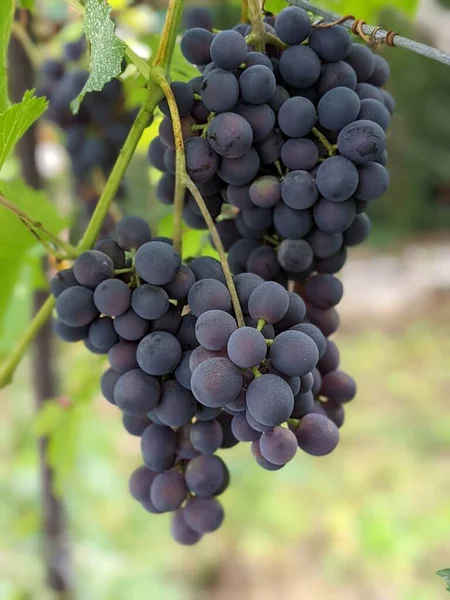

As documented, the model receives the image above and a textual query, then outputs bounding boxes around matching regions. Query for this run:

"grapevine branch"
[289,0,450,66]
[0,195,78,258]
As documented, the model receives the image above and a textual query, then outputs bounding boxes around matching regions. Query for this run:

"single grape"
[227,327,267,368]
[129,465,157,502]
[251,438,284,470]
[317,61,357,96]
[115,216,151,250]
[150,470,187,512]
[246,245,279,281]
[295,413,339,456]
[176,424,199,459]
[50,268,78,298]
[189,346,228,372]
[188,278,232,317]
[273,203,313,240]
[184,137,220,183]
[56,286,98,327]
[355,82,384,103]
[131,284,169,320]
[281,170,319,209]
[210,30,248,70]
[239,65,276,104]
[279,45,321,89]
[148,304,182,335]
[307,228,343,259]
[318,339,340,374]
[278,97,317,138]
[345,43,375,82]
[274,6,311,45]
[210,219,240,252]
[201,69,239,113]
[108,340,139,373]
[254,128,284,164]
[137,331,182,376]
[313,197,356,234]
[381,89,395,115]
[195,310,237,351]
[304,274,344,309]
[135,241,181,285]
[309,25,352,62]
[227,239,260,275]
[260,426,297,465]
[141,423,177,472]
[93,278,131,317]
[307,305,340,337]
[277,239,314,274]
[88,317,118,351]
[100,368,120,404]
[189,256,226,283]
[248,281,290,324]
[355,162,389,201]
[268,85,290,114]
[246,374,294,427]
[153,380,197,427]
[316,156,359,202]
[280,138,319,171]
[147,136,167,171]
[270,330,319,377]
[315,246,348,274]
[176,313,200,350]
[291,390,314,418]
[323,402,345,428]
[337,119,386,164]
[114,368,161,416]
[183,496,224,534]
[191,357,243,407]
[185,455,228,497]
[190,419,223,454]
[343,213,372,246]
[122,413,151,437]
[174,350,193,390]
[207,112,253,158]
[317,87,361,131]
[180,27,214,66]
[196,405,222,422]
[112,309,148,341]
[320,370,357,403]
[218,147,261,186]
[73,250,114,289]
[357,98,390,131]
[367,54,390,87]
[249,176,281,208]
[53,319,89,343]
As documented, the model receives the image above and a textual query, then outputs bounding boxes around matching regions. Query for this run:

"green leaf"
[17,0,35,9]
[437,569,450,592]
[144,33,199,83]
[265,0,418,22]
[72,0,126,113]
[316,0,419,22]
[0,177,66,343]
[0,0,14,113]
[0,90,48,170]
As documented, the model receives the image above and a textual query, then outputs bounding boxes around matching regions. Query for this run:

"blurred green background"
[1,0,450,599]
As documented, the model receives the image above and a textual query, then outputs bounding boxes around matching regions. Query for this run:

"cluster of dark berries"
[51,210,352,544]
[39,36,137,224]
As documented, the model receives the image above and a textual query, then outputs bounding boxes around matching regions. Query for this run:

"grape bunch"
[39,37,137,226]
[51,209,352,544]
[148,6,392,285]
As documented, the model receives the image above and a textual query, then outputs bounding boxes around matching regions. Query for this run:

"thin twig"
[0,195,78,257]
[11,21,41,69]
[289,0,450,66]
[248,0,266,52]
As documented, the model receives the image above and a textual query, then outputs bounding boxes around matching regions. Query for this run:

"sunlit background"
[1,0,450,598]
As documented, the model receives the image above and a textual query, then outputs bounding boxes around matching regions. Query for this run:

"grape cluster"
[51,209,351,543]
[149,7,392,285]
[39,37,136,223]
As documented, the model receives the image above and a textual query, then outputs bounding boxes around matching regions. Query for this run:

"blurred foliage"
[437,0,450,8]
[437,568,450,592]
[368,13,450,239]
[1,320,450,598]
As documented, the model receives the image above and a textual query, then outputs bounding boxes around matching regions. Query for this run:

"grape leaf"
[145,33,199,83]
[71,0,126,113]
[266,0,419,22]
[437,569,450,592]
[0,90,48,170]
[18,0,35,9]
[0,178,66,345]
[0,0,14,113]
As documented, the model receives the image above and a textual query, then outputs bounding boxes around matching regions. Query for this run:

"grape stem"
[289,0,450,66]
[0,295,56,388]
[0,195,79,258]
[251,367,262,378]
[247,0,266,52]
[311,127,335,157]
[257,318,266,331]
[241,0,249,23]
